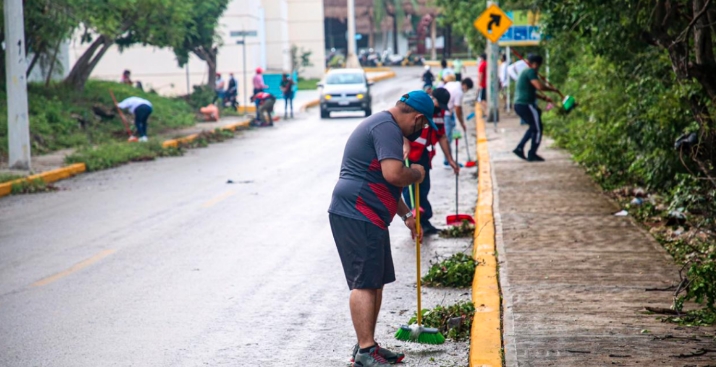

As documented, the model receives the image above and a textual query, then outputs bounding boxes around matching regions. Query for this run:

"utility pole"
[486,1,500,126]
[345,0,360,68]
[4,0,31,170]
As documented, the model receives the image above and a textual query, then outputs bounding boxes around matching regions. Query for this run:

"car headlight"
[323,94,332,100]
[357,93,364,99]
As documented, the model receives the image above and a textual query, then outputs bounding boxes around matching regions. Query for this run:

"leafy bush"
[408,301,475,341]
[422,253,477,288]
[186,85,216,110]
[544,43,716,324]
[0,173,24,184]
[439,220,475,238]
[11,178,57,194]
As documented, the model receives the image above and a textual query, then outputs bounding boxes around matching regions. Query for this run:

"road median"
[0,163,86,198]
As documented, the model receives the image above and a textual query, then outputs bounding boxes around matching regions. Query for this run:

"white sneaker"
[139,136,148,142]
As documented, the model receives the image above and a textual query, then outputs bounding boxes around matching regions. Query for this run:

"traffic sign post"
[474,4,513,43]
[475,3,511,126]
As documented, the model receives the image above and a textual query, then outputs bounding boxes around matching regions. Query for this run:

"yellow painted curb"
[362,66,393,72]
[162,119,252,149]
[0,163,86,198]
[469,103,502,367]
[237,105,256,114]
[301,99,320,112]
[367,71,396,83]
[424,60,478,67]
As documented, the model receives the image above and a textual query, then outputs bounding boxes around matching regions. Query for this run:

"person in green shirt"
[512,54,561,162]
[452,58,465,81]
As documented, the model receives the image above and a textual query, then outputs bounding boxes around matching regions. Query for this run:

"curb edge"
[469,104,503,367]
[0,163,86,198]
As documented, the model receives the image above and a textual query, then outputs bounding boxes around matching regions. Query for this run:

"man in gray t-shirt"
[328,90,437,365]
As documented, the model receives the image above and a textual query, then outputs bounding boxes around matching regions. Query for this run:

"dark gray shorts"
[329,213,396,290]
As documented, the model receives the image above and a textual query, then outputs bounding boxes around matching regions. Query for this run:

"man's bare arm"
[381,159,424,187]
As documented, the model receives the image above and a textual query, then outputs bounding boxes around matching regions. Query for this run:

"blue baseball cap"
[399,90,438,130]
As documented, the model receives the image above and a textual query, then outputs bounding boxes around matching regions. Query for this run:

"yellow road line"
[202,190,235,208]
[470,104,503,367]
[32,249,116,287]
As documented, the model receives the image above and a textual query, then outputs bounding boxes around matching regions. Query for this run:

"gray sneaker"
[352,344,405,365]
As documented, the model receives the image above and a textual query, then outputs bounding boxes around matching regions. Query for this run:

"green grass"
[65,140,182,172]
[0,80,196,158]
[407,301,475,341]
[422,253,477,288]
[11,178,57,194]
[297,78,320,90]
[65,128,237,171]
[0,172,24,184]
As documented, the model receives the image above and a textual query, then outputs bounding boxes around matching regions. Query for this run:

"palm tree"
[372,0,418,54]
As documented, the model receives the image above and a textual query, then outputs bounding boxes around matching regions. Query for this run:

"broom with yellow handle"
[395,174,446,344]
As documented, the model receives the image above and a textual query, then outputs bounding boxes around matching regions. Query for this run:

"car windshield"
[325,73,365,85]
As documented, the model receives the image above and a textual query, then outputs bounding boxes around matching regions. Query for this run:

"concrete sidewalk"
[487,115,716,365]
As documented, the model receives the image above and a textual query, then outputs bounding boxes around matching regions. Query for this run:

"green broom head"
[395,324,446,344]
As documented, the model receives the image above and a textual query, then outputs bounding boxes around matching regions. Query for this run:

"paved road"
[0,68,476,366]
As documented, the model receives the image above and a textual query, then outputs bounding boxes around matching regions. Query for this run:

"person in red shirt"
[250,91,276,127]
[477,53,488,115]
[402,87,460,234]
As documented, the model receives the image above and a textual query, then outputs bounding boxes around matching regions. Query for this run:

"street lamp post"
[345,0,360,68]
[486,1,500,126]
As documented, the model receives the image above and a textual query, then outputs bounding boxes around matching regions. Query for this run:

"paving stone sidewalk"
[487,114,716,366]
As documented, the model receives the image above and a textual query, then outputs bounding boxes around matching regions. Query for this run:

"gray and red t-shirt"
[329,111,404,229]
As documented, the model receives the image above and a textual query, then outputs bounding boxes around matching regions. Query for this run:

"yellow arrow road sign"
[474,4,513,43]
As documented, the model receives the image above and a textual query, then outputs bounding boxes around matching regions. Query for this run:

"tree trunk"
[368,14,375,49]
[207,53,217,90]
[693,0,715,66]
[392,15,399,54]
[193,46,218,88]
[64,35,113,90]
[26,51,41,78]
[430,20,437,61]
[45,39,62,87]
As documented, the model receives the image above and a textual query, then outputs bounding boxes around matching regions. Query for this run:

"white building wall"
[374,32,409,55]
[27,42,71,84]
[262,0,291,73]
[287,0,325,79]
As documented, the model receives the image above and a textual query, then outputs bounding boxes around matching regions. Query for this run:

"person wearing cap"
[252,67,268,120]
[328,90,437,366]
[251,91,276,127]
[403,87,460,235]
[422,65,435,90]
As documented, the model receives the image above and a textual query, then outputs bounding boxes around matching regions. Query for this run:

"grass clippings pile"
[408,301,476,341]
[422,253,477,288]
[439,220,475,238]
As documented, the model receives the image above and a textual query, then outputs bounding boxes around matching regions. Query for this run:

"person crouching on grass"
[329,91,438,366]
[117,96,152,143]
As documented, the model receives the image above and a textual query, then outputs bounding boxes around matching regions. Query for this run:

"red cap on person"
[256,67,263,74]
